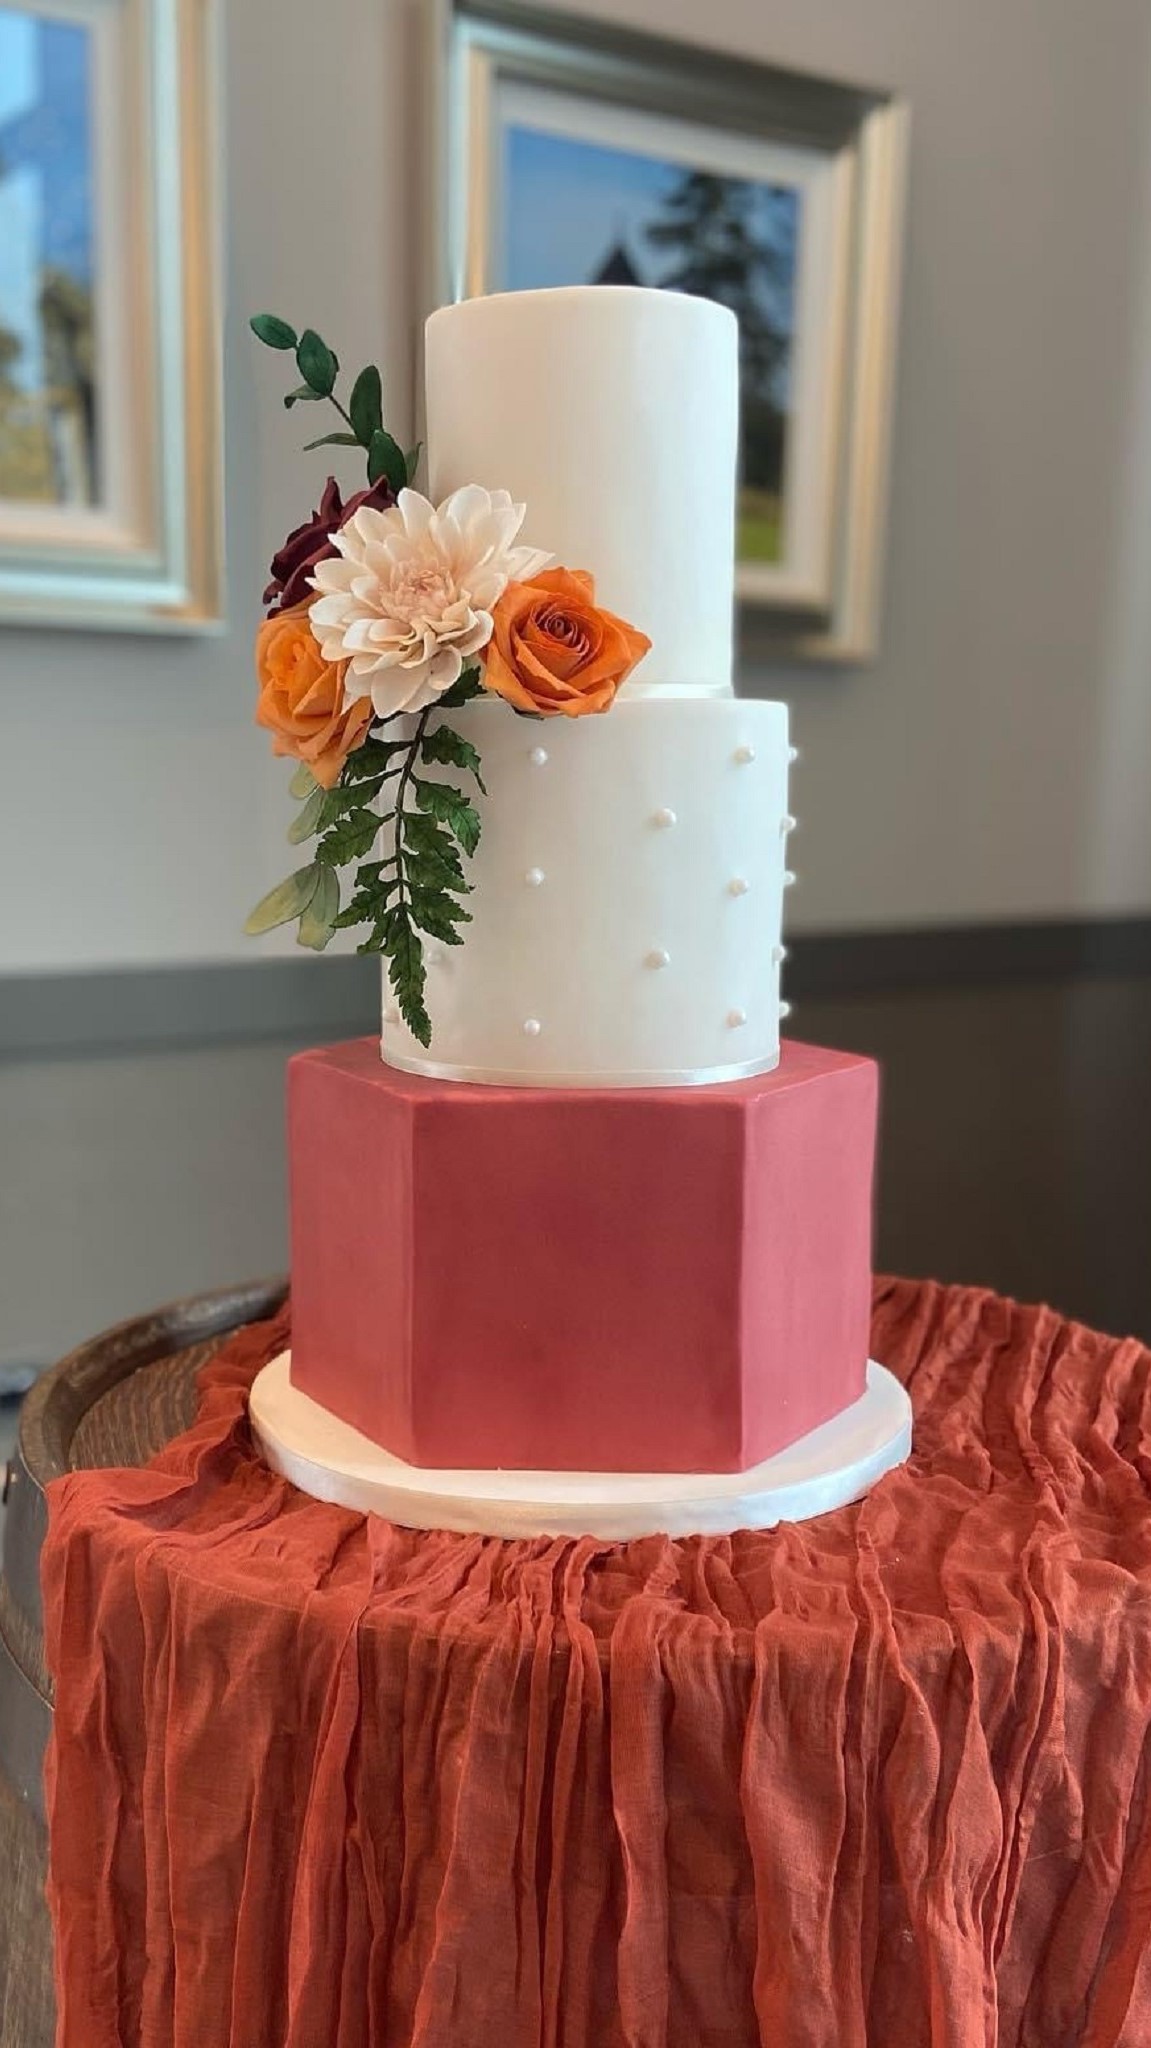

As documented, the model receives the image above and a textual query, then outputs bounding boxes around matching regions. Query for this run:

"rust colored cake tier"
[287,1038,877,1474]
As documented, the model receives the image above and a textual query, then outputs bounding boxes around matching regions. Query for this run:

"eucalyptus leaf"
[367,427,407,494]
[250,313,297,350]
[287,781,326,844]
[349,365,383,449]
[303,432,360,451]
[284,385,324,408]
[296,330,338,396]
[297,866,339,950]
[289,761,317,800]
[244,864,321,936]
[404,441,423,485]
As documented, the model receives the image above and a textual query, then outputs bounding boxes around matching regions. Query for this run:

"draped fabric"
[42,1278,1151,2048]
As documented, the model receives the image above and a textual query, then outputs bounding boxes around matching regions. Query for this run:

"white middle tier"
[381,696,792,1087]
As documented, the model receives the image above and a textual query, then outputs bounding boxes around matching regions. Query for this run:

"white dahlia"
[308,485,553,717]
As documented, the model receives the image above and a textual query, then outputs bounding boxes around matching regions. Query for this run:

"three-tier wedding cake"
[248,285,912,1536]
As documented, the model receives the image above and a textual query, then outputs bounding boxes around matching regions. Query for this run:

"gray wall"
[4,0,1151,1373]
[3,0,1151,976]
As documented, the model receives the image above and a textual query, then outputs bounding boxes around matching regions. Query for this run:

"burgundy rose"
[263,474,397,614]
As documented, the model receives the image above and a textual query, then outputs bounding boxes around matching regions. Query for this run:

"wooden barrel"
[0,1277,286,2048]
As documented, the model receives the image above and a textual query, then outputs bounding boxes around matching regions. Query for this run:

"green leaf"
[297,865,339,950]
[367,427,407,493]
[343,736,408,781]
[317,781,382,829]
[402,809,460,864]
[302,431,360,451]
[284,384,324,408]
[334,891,388,931]
[438,666,485,710]
[409,888,471,945]
[421,722,486,793]
[289,761,317,800]
[411,846,468,894]
[296,329,338,396]
[383,915,430,1046]
[414,779,481,857]
[287,781,326,844]
[250,313,297,350]
[244,864,320,935]
[315,809,381,866]
[349,365,383,449]
[404,441,423,485]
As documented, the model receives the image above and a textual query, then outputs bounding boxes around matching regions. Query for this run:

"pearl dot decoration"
[652,806,677,828]
[779,1000,793,1019]
[645,948,671,970]
[727,877,750,897]
[523,1017,542,1037]
[734,744,756,765]
[772,943,787,964]
[780,815,797,836]
[529,746,549,768]
[783,870,797,888]
[726,1008,747,1029]
[525,868,546,888]
[788,745,800,764]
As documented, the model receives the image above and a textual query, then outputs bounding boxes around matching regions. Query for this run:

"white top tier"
[424,286,738,696]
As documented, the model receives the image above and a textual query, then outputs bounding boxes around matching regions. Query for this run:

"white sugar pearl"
[783,869,797,888]
[788,745,800,763]
[734,744,756,765]
[780,814,797,835]
[525,867,546,887]
[529,746,549,767]
[771,944,787,964]
[727,877,749,897]
[523,1017,542,1037]
[645,948,670,970]
[779,1001,792,1019]
[726,1008,747,1029]
[652,806,677,828]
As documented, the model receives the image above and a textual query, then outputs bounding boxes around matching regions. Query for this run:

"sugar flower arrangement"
[245,314,651,1046]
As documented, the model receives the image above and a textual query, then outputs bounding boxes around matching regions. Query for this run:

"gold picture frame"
[425,0,908,663]
[0,0,223,631]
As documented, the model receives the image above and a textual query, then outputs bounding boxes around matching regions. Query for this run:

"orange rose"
[255,601,371,788]
[483,567,651,717]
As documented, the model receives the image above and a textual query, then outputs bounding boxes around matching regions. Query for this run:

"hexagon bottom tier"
[288,1037,878,1474]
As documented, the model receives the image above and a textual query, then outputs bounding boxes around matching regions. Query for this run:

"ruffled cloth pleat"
[40,1280,1151,2047]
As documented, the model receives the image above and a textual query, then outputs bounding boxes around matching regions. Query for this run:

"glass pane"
[0,6,99,507]
[501,123,800,568]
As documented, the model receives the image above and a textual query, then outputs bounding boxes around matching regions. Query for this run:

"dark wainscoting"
[2,920,1150,1369]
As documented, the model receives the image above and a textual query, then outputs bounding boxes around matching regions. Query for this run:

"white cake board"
[249,1353,912,1540]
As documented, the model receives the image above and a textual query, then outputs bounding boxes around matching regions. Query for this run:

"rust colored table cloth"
[42,1278,1151,2048]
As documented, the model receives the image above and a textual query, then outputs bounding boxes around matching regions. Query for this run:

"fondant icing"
[288,1038,878,1475]
[381,694,792,1086]
[425,287,738,697]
